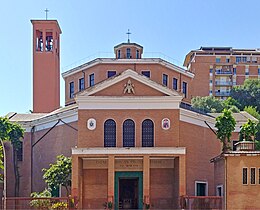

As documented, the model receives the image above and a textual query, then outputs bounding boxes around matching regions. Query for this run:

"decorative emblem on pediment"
[124,79,135,94]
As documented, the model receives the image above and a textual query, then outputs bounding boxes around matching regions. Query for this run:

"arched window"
[142,119,154,147]
[126,48,131,59]
[104,119,116,147]
[123,119,135,147]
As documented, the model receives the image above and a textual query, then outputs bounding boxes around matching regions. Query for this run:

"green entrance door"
[115,172,143,210]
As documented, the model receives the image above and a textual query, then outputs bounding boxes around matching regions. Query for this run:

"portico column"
[179,155,186,196]
[108,155,115,202]
[71,155,83,209]
[143,155,150,205]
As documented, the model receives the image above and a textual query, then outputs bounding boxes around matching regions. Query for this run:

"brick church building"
[4,19,257,209]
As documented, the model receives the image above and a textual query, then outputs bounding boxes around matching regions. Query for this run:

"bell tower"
[31,20,62,113]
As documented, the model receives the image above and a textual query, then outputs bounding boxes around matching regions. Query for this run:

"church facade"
[4,19,258,210]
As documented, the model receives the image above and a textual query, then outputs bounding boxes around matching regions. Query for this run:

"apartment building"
[184,47,260,99]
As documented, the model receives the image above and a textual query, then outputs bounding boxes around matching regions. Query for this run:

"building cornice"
[72,147,186,155]
[62,58,194,79]
[77,96,182,110]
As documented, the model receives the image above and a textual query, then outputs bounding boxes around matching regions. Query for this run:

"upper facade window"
[243,168,248,185]
[107,71,116,78]
[142,71,150,78]
[163,74,168,86]
[123,119,135,147]
[173,78,178,90]
[118,50,121,59]
[104,119,116,147]
[69,82,74,98]
[79,78,85,91]
[89,73,94,87]
[216,57,221,63]
[183,82,187,98]
[126,48,131,59]
[136,50,139,59]
[142,119,154,147]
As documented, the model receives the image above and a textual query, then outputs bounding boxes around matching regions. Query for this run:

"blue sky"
[1,0,260,116]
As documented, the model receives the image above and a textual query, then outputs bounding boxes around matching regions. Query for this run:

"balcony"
[235,141,256,151]
[215,70,232,75]
[215,81,233,86]
[215,91,231,96]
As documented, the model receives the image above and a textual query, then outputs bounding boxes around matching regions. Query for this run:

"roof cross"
[45,8,49,20]
[126,29,131,43]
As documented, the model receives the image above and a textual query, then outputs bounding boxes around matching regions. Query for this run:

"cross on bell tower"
[44,8,49,20]
[126,29,131,43]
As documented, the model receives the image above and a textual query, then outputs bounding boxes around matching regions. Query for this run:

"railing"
[215,91,231,96]
[180,196,223,210]
[215,70,232,75]
[235,141,256,151]
[215,81,233,86]
[3,196,78,210]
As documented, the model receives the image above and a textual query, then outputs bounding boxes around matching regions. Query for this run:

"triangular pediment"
[76,69,182,98]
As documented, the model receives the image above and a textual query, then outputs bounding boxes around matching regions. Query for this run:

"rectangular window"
[142,71,150,78]
[236,57,241,63]
[242,56,247,63]
[163,74,168,86]
[69,82,74,98]
[136,50,139,59]
[258,68,260,75]
[173,78,178,90]
[118,50,121,59]
[226,58,230,63]
[183,82,187,98]
[210,80,213,84]
[195,181,208,196]
[107,71,116,78]
[247,56,251,63]
[216,57,221,63]
[209,69,213,73]
[233,68,237,75]
[252,57,257,63]
[89,73,94,87]
[126,48,131,58]
[251,168,256,185]
[245,71,249,75]
[79,78,85,91]
[243,168,248,185]
[216,185,223,196]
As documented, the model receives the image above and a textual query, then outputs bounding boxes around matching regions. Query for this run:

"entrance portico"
[72,147,186,209]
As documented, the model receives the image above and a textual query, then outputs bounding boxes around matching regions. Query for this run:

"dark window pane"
[79,78,85,91]
[123,119,135,147]
[173,78,178,90]
[104,119,116,147]
[142,119,154,147]
[108,71,116,78]
[69,82,74,98]
[243,168,248,184]
[142,71,150,78]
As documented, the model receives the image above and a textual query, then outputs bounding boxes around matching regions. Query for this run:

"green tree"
[244,106,260,150]
[191,96,239,113]
[42,155,72,196]
[239,119,258,141]
[191,96,224,113]
[0,117,24,196]
[215,109,236,153]
[231,79,260,111]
